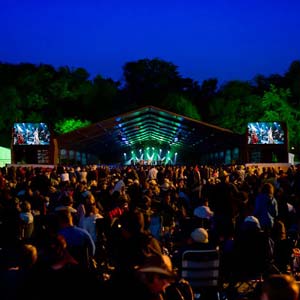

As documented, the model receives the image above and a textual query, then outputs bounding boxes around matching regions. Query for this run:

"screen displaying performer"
[13,123,50,145]
[247,122,285,145]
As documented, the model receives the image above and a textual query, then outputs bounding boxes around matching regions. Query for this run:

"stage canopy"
[56,106,243,164]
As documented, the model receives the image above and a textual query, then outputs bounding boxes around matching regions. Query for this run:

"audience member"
[260,274,299,300]
[55,209,96,269]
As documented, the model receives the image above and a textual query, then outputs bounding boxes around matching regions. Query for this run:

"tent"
[56,106,243,165]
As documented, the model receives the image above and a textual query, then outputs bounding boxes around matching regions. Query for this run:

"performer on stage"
[267,127,274,144]
[17,131,25,144]
[33,128,40,144]
[250,130,259,144]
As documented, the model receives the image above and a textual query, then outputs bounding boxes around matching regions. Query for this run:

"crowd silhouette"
[1,163,300,299]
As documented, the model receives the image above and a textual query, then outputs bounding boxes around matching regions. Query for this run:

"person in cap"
[231,214,275,282]
[160,178,171,192]
[108,253,178,300]
[242,215,262,231]
[193,198,214,229]
[137,254,194,300]
[190,227,209,244]
[137,254,177,293]
[172,227,217,271]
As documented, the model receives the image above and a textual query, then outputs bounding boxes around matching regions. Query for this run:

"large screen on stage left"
[13,123,50,145]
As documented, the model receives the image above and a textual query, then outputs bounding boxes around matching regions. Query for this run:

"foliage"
[122,58,181,105]
[162,93,201,120]
[122,58,201,107]
[0,62,122,133]
[196,78,218,120]
[0,87,23,129]
[207,80,260,134]
[260,84,300,150]
[84,75,121,121]
[1,59,300,160]
[285,60,300,107]
[54,118,91,134]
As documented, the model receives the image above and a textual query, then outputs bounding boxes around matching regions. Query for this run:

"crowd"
[1,163,300,300]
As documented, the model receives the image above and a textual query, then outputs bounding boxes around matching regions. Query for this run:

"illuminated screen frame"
[247,122,286,145]
[12,122,51,146]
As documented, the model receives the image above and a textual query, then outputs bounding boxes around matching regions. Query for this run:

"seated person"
[260,274,299,300]
[172,227,217,271]
[193,198,214,229]
[232,216,274,280]
[108,254,178,300]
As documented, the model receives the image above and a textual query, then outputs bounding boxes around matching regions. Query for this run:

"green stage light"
[122,145,179,165]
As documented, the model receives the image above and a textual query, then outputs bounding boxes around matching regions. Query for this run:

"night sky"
[1,0,300,85]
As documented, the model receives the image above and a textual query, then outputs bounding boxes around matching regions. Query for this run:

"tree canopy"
[0,58,300,158]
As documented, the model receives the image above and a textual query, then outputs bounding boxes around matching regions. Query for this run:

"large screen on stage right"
[247,122,285,145]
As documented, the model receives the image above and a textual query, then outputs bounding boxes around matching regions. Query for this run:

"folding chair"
[225,229,274,299]
[181,249,222,300]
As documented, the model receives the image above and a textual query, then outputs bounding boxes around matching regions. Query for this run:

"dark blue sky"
[1,0,300,85]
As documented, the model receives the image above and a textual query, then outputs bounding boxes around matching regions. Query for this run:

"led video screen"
[247,122,285,145]
[13,123,51,145]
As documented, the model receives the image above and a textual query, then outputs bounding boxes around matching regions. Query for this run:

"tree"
[84,75,121,121]
[122,58,182,106]
[285,60,300,107]
[54,118,91,134]
[162,93,201,120]
[260,84,300,153]
[0,87,22,128]
[46,66,93,122]
[197,78,218,120]
[207,80,260,134]
[251,72,286,99]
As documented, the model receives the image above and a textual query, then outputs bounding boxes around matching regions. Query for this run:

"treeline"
[0,58,300,152]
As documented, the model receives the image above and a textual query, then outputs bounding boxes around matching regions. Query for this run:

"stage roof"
[56,106,242,163]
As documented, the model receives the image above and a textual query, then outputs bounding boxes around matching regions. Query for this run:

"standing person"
[186,165,202,209]
[33,127,40,144]
[209,173,239,243]
[17,131,25,144]
[79,202,104,244]
[55,209,96,270]
[267,127,274,144]
[251,130,259,144]
[148,165,159,182]
[254,183,278,234]
[19,200,34,241]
